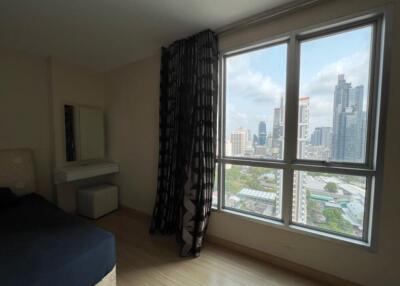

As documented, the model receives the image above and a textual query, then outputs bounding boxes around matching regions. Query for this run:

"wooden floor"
[96,209,323,286]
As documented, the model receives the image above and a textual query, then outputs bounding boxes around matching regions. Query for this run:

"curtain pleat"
[150,30,218,257]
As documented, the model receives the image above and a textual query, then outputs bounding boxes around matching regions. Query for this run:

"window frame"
[213,10,390,249]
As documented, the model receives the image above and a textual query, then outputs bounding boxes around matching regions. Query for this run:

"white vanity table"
[55,104,119,217]
[54,161,119,184]
[54,161,119,219]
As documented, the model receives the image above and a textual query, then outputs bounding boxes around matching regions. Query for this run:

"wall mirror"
[64,104,105,162]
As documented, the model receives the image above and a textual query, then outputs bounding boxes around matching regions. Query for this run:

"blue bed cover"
[0,194,116,286]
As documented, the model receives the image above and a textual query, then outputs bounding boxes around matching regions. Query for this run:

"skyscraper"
[292,97,309,224]
[252,134,258,147]
[332,74,365,162]
[297,97,310,158]
[272,97,285,159]
[258,121,267,146]
[311,127,332,147]
[247,129,252,143]
[230,127,248,156]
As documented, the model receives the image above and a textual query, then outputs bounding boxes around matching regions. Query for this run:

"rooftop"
[238,188,277,202]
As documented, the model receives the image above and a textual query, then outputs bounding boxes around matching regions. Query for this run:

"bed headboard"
[0,148,37,195]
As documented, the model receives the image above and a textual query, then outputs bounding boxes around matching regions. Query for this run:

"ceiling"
[0,0,296,71]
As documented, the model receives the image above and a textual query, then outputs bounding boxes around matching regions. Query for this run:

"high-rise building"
[266,133,273,148]
[293,97,310,224]
[225,139,232,169]
[230,127,248,156]
[225,139,232,156]
[272,97,285,159]
[252,134,258,147]
[247,129,252,143]
[292,171,307,224]
[307,145,331,161]
[311,127,332,147]
[297,97,310,158]
[258,121,267,146]
[332,74,365,162]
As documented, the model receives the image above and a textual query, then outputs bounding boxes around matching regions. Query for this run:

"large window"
[297,25,373,164]
[225,43,287,160]
[213,15,386,245]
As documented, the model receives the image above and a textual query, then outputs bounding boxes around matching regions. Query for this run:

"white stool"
[77,184,118,219]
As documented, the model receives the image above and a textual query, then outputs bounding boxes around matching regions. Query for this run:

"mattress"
[0,194,116,286]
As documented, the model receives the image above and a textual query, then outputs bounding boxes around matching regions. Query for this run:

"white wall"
[105,55,160,214]
[49,59,107,212]
[0,49,107,208]
[0,48,52,200]
[50,59,105,167]
[104,0,400,285]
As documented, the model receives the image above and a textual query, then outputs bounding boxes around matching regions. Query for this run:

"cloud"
[225,54,285,134]
[236,112,247,119]
[226,54,284,105]
[224,49,370,136]
[302,52,369,98]
[301,52,370,129]
[301,53,369,96]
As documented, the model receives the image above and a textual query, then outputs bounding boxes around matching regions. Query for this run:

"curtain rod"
[216,0,324,36]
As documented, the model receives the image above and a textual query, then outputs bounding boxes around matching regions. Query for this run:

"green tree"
[225,166,244,194]
[306,190,321,224]
[321,208,353,235]
[324,182,338,193]
[225,165,278,196]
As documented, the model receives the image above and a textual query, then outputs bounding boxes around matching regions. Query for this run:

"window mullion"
[282,34,300,226]
[291,163,376,177]
[362,175,374,242]
[217,55,225,210]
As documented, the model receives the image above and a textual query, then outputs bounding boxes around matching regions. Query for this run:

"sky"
[225,25,373,138]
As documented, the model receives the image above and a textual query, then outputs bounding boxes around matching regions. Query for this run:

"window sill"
[212,208,373,252]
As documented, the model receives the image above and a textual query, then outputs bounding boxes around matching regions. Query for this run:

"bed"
[0,149,116,286]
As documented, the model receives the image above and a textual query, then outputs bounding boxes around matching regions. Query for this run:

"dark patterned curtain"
[150,30,218,257]
[64,105,76,161]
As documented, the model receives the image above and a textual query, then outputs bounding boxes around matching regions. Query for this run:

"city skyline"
[225,25,372,137]
[227,74,367,164]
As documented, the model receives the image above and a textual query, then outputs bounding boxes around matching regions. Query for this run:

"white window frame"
[213,9,392,249]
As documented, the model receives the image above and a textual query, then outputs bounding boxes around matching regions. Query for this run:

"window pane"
[292,171,366,238]
[297,26,373,163]
[212,163,219,208]
[224,165,283,219]
[225,43,287,160]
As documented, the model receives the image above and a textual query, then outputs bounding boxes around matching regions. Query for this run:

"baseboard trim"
[206,234,360,286]
[119,205,360,286]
